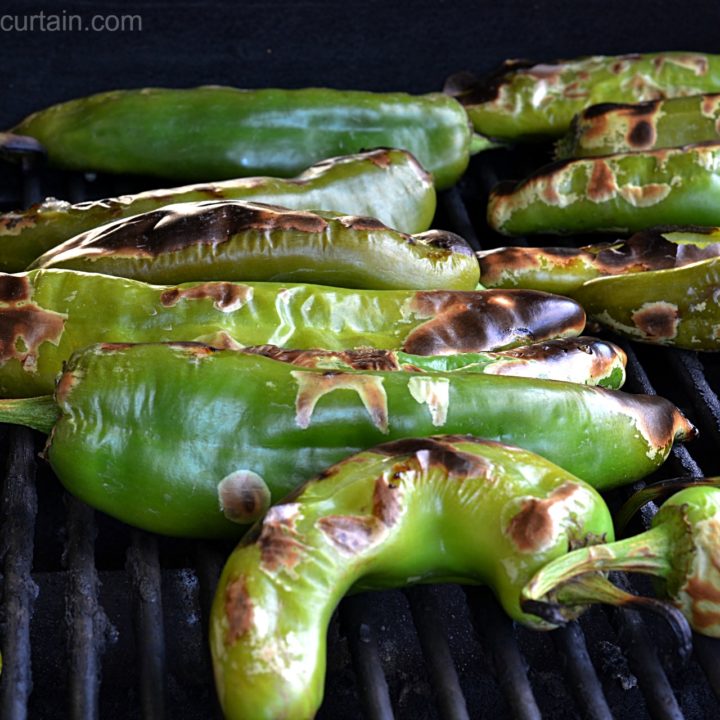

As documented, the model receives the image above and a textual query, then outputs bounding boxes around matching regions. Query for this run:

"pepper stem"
[0,396,59,434]
[523,524,674,602]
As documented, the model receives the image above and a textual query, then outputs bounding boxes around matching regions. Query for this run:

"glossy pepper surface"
[9,86,480,189]
[211,436,614,719]
[0,269,586,397]
[29,200,479,290]
[522,482,720,637]
[446,52,720,141]
[478,228,720,349]
[555,94,720,159]
[242,335,628,389]
[0,342,694,537]
[0,149,436,273]
[487,143,720,235]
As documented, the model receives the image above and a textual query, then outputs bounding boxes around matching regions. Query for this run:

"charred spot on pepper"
[418,230,475,257]
[0,305,65,369]
[0,274,30,303]
[317,514,384,554]
[587,160,618,203]
[337,215,389,232]
[372,473,403,526]
[224,575,254,645]
[160,282,253,312]
[627,119,656,149]
[683,575,720,631]
[631,301,680,340]
[218,470,271,524]
[258,504,304,573]
[443,63,540,106]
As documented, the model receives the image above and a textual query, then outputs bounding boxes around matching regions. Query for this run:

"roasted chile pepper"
[0,149,436,273]
[555,94,720,159]
[242,335,628,389]
[28,201,479,290]
[8,86,482,189]
[0,342,694,537]
[487,143,720,235]
[478,228,720,350]
[522,481,720,638]
[0,269,586,397]
[210,435,614,720]
[446,52,720,141]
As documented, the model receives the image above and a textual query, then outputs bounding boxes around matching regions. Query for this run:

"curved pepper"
[0,342,694,537]
[487,143,720,235]
[522,482,720,638]
[28,200,479,290]
[8,86,478,189]
[555,94,720,159]
[446,52,720,140]
[0,269,586,397]
[241,336,628,389]
[478,228,720,349]
[0,149,436,272]
[210,435,614,719]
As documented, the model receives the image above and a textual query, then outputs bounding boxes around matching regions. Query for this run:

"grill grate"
[1,148,720,720]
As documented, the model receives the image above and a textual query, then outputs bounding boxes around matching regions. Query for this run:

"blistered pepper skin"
[478,229,720,350]
[448,52,720,141]
[0,342,693,537]
[211,436,614,720]
[0,269,586,397]
[10,87,474,189]
[488,143,720,236]
[0,149,436,272]
[555,94,720,159]
[29,201,479,290]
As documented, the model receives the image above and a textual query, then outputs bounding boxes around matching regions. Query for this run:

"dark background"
[2,0,720,128]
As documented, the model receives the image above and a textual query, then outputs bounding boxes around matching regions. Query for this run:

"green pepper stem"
[470,133,502,155]
[523,525,674,602]
[0,396,59,434]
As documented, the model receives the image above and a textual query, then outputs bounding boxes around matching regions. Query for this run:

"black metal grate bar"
[405,585,471,720]
[341,593,395,720]
[126,531,167,719]
[0,428,39,720]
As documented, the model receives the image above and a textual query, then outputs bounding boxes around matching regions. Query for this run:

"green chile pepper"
[446,52,720,141]
[242,335,627,389]
[9,86,481,189]
[478,229,720,349]
[0,149,436,273]
[29,201,479,290]
[0,269,586,397]
[0,342,694,537]
[211,435,614,720]
[555,94,720,159]
[522,482,720,638]
[488,143,720,235]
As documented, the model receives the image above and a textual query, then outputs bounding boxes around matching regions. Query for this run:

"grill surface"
[4,2,720,714]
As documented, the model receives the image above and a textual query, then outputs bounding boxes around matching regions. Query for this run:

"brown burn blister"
[245,345,401,372]
[317,515,385,554]
[631,301,680,340]
[224,575,254,645]
[506,483,581,553]
[160,282,252,312]
[684,575,720,631]
[402,290,584,355]
[0,304,65,370]
[587,160,618,203]
[416,230,475,257]
[257,504,304,573]
[0,274,30,302]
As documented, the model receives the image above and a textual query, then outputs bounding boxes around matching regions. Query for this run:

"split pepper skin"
[242,336,628,389]
[211,436,614,720]
[523,482,720,638]
[8,86,482,189]
[0,342,694,538]
[0,149,436,273]
[487,142,720,235]
[478,228,720,350]
[446,52,720,141]
[0,269,587,397]
[29,200,479,290]
[555,94,720,159]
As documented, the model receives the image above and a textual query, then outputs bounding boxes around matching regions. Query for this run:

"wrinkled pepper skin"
[29,201,479,290]
[555,94,720,159]
[243,335,628,389]
[523,484,720,637]
[0,149,436,272]
[447,52,720,140]
[10,87,475,189]
[0,269,586,397]
[488,143,720,235]
[211,436,614,719]
[478,229,720,349]
[0,342,694,537]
